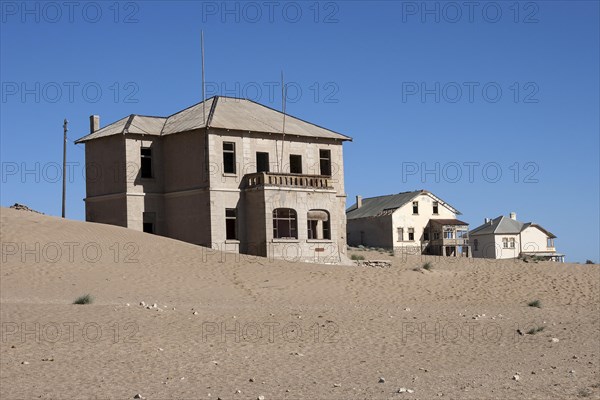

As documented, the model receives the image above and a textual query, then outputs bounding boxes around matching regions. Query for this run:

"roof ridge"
[132,114,168,119]
[123,114,135,134]
[207,96,218,127]
[362,190,421,201]
[243,97,352,140]
[163,96,217,119]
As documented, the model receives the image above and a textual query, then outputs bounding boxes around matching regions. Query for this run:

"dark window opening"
[408,228,415,241]
[432,201,439,214]
[323,219,330,240]
[223,142,236,174]
[226,208,237,240]
[143,212,155,234]
[412,201,419,214]
[424,231,430,241]
[319,149,331,176]
[256,152,270,173]
[141,147,153,178]
[273,208,298,239]
[473,239,479,251]
[289,154,302,174]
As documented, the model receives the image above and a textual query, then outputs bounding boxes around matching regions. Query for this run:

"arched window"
[273,208,297,239]
[307,210,331,240]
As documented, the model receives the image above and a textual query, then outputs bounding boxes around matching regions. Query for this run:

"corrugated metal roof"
[470,216,523,235]
[470,216,555,237]
[75,115,130,143]
[161,97,216,135]
[346,191,422,219]
[346,190,461,220]
[429,219,469,226]
[76,96,351,143]
[127,115,167,135]
[74,115,166,143]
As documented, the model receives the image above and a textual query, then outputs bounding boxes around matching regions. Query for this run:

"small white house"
[346,190,471,257]
[469,212,565,262]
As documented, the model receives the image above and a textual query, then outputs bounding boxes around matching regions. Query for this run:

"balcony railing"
[429,238,470,246]
[244,172,333,190]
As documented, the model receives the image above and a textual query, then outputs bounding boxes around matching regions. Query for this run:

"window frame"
[307,209,331,240]
[143,211,156,234]
[225,208,237,240]
[273,208,298,239]
[319,149,332,176]
[289,154,302,174]
[432,201,439,214]
[140,147,153,179]
[412,201,419,214]
[256,151,270,173]
[408,227,415,241]
[397,227,404,242]
[223,142,236,174]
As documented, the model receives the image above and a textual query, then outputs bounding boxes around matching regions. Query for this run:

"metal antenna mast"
[280,71,287,172]
[62,118,68,218]
[201,30,206,124]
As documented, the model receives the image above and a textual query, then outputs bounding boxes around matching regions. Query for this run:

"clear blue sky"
[1,1,598,262]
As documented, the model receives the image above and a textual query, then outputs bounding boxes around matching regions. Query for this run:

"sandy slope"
[1,207,599,399]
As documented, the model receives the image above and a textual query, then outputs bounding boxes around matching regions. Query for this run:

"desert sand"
[1,206,598,399]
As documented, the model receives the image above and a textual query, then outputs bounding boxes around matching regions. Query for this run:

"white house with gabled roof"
[469,212,565,262]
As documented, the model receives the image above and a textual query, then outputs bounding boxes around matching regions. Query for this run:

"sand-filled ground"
[1,207,599,399]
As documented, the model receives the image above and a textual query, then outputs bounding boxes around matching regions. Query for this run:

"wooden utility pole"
[62,118,67,218]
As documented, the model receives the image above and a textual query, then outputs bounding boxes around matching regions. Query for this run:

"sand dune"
[1,207,599,399]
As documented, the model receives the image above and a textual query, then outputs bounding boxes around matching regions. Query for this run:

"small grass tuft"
[527,300,542,308]
[577,388,592,398]
[350,254,365,261]
[526,326,545,335]
[73,294,93,305]
[422,262,433,271]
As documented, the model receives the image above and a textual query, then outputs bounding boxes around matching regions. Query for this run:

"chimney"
[509,212,517,220]
[356,195,362,209]
[484,218,491,224]
[90,115,100,133]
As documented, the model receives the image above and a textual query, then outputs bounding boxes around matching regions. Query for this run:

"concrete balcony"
[244,172,334,190]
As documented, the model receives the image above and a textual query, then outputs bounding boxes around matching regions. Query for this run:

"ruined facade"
[75,96,352,264]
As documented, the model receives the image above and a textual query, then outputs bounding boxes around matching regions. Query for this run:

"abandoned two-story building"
[75,96,352,264]
[346,190,471,257]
